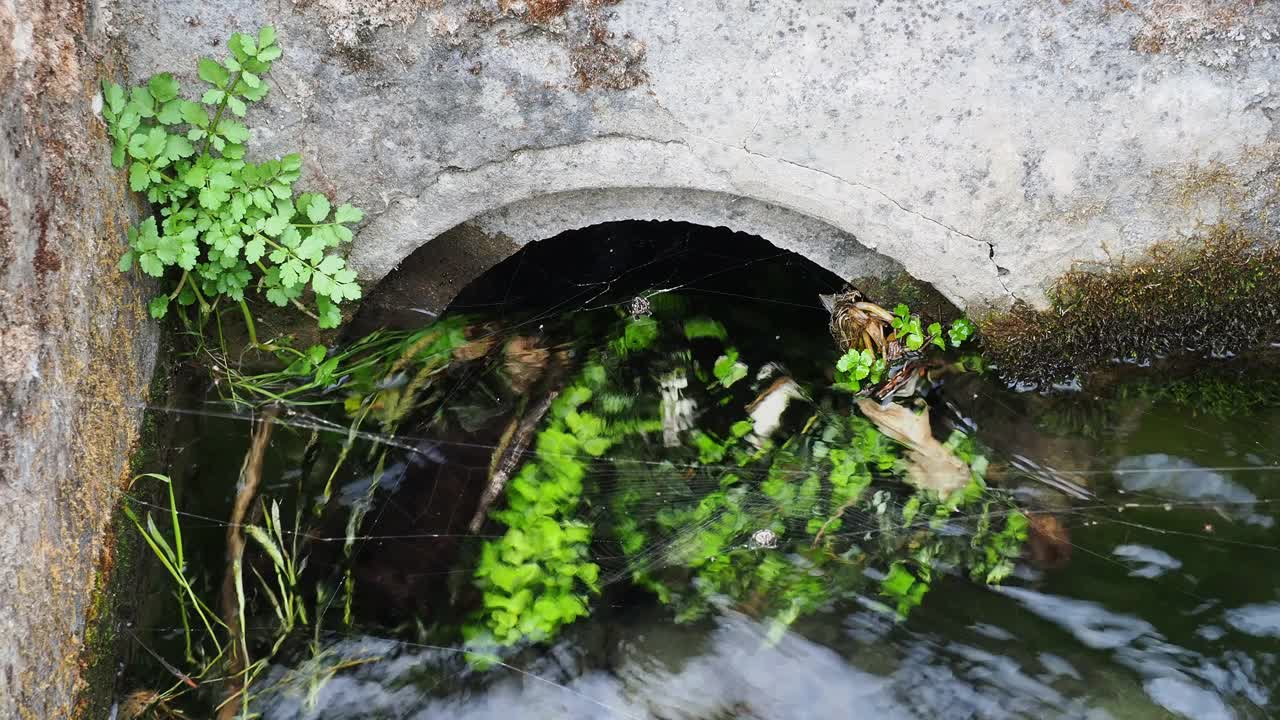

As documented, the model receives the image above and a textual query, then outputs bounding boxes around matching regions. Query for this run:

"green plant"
[834,348,887,393]
[466,357,645,648]
[891,304,975,353]
[834,305,975,392]
[892,304,927,351]
[102,26,363,330]
[124,474,226,663]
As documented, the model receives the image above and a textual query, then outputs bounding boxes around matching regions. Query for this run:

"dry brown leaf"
[1028,514,1072,569]
[504,336,550,394]
[452,323,499,362]
[856,398,969,495]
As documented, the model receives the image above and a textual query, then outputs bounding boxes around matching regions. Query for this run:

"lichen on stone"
[297,0,439,48]
[1129,0,1278,68]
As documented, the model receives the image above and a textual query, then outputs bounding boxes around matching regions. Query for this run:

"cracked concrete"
[120,0,1280,313]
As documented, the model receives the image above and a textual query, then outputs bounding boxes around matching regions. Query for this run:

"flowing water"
[117,224,1280,720]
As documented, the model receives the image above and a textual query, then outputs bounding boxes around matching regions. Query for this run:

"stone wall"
[0,1,158,717]
[122,0,1280,313]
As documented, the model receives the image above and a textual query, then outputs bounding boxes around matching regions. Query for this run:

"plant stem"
[239,299,259,347]
[199,70,242,158]
[168,270,189,300]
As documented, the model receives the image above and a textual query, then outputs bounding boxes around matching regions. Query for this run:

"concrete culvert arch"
[347,186,961,332]
[346,144,1012,316]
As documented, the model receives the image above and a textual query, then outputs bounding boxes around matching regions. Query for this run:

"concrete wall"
[123,0,1280,313]
[0,1,158,716]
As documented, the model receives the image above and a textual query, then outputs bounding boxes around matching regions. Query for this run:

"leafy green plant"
[891,304,927,351]
[890,304,975,352]
[713,348,749,388]
[102,26,363,330]
[834,348,888,392]
[466,355,657,648]
[834,305,976,392]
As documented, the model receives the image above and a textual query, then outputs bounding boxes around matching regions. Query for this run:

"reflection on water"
[118,224,1280,720]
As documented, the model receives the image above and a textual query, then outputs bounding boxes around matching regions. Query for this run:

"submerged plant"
[102,27,363,329]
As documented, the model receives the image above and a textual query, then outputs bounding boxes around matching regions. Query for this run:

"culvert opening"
[349,219,964,337]
[119,224,1280,717]
[445,220,852,318]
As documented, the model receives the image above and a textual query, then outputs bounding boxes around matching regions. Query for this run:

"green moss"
[72,347,176,718]
[980,227,1280,385]
[1028,355,1280,442]
[1114,364,1280,418]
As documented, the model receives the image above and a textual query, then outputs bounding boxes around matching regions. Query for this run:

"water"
[117,224,1280,719]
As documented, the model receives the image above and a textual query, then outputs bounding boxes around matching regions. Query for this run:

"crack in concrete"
[427,132,687,184]
[723,143,1015,299]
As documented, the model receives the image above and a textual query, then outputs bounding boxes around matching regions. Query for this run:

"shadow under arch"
[348,188,933,333]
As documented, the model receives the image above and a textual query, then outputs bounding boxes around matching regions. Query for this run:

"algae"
[980,227,1280,386]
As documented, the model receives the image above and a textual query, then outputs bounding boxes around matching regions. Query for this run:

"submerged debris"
[749,528,779,550]
[820,287,901,360]
[469,389,561,532]
[745,376,805,447]
[855,398,970,495]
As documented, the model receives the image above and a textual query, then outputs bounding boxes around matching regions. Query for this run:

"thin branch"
[218,407,277,720]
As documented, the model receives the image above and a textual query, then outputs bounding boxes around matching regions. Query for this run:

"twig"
[811,495,860,548]
[218,407,278,720]
[468,390,559,533]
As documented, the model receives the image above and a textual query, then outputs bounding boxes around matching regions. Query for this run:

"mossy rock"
[979,226,1280,385]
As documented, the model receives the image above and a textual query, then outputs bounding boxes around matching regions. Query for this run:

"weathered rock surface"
[122,0,1280,312]
[0,1,157,717]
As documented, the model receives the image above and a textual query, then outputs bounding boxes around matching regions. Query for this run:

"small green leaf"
[164,134,194,160]
[317,255,344,274]
[197,57,229,88]
[181,101,209,127]
[128,86,155,117]
[117,250,134,272]
[244,237,266,263]
[147,72,180,102]
[143,127,167,158]
[296,234,325,262]
[257,45,282,62]
[227,95,246,117]
[154,99,182,125]
[128,162,150,191]
[316,296,341,328]
[261,213,289,237]
[334,203,363,224]
[258,26,277,49]
[217,120,249,144]
[103,80,126,114]
[148,295,171,319]
[305,194,331,223]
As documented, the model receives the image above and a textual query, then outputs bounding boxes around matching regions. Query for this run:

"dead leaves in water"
[855,398,969,495]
